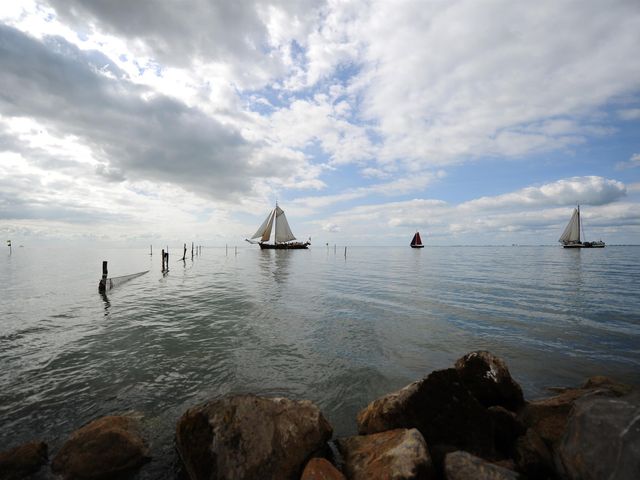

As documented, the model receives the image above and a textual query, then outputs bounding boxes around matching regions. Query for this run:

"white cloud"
[617,108,640,120]
[615,153,640,170]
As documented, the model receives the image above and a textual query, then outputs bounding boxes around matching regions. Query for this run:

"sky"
[1,0,639,247]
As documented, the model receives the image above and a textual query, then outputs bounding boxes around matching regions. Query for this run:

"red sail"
[411,232,422,246]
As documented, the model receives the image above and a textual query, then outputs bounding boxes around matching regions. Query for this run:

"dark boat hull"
[410,245,424,248]
[259,242,310,250]
[563,242,605,248]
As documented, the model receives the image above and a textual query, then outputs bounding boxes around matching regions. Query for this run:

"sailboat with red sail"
[410,231,424,248]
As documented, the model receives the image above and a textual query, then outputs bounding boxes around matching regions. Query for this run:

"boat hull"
[410,245,424,248]
[259,242,310,250]
[563,242,605,248]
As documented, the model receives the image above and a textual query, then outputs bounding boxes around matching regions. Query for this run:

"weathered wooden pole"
[191,242,194,259]
[226,244,228,256]
[98,261,108,292]
[165,250,169,269]
[182,243,187,261]
[150,244,152,256]
[344,246,347,258]
[161,249,165,271]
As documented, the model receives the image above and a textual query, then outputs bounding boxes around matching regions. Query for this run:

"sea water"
[1,246,639,477]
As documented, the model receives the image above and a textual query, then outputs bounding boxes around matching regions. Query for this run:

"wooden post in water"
[191,242,194,259]
[165,250,169,270]
[150,244,152,256]
[344,246,347,258]
[182,243,187,261]
[161,249,165,271]
[98,261,108,293]
[226,244,228,256]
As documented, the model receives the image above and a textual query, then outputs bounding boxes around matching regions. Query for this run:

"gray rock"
[444,451,520,480]
[337,428,434,480]
[557,392,640,480]
[454,351,524,412]
[176,394,333,480]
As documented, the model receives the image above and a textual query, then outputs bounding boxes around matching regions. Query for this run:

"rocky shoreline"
[1,350,638,479]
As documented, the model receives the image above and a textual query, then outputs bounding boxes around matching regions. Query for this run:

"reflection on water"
[0,246,639,478]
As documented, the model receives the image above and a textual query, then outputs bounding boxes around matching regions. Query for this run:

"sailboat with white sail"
[558,205,605,248]
[246,204,310,249]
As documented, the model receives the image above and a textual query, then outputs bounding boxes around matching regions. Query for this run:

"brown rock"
[357,368,496,459]
[444,451,520,480]
[519,378,627,449]
[0,441,47,480]
[488,406,525,458]
[51,415,150,480]
[454,351,524,412]
[514,428,554,479]
[176,394,332,480]
[337,428,434,480]
[301,458,345,480]
[557,392,640,480]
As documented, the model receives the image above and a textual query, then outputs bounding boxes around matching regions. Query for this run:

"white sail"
[559,208,580,244]
[274,206,296,243]
[252,209,275,241]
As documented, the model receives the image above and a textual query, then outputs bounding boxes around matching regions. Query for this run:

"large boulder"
[51,415,150,480]
[337,428,434,480]
[301,458,346,480]
[0,441,47,480]
[444,451,520,480]
[454,351,524,412]
[357,368,496,458]
[519,376,629,450]
[487,406,525,458]
[557,392,640,480]
[176,394,332,480]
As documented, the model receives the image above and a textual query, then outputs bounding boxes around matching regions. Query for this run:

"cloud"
[617,108,640,120]
[463,176,627,210]
[0,25,321,204]
[615,153,640,170]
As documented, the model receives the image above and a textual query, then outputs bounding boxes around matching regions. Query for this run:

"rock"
[519,377,627,449]
[557,392,640,480]
[0,441,47,480]
[444,451,520,480]
[176,394,332,480]
[337,428,434,480]
[488,406,525,458]
[357,368,496,458]
[454,351,524,412]
[301,458,346,480]
[51,415,150,480]
[514,428,554,479]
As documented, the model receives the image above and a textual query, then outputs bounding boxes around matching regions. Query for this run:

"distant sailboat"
[410,231,424,248]
[246,204,310,250]
[558,205,605,248]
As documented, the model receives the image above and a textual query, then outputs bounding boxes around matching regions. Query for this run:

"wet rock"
[454,351,524,412]
[176,394,332,480]
[357,368,496,458]
[557,392,640,480]
[0,441,47,480]
[488,406,525,458]
[444,451,520,480]
[514,428,554,479]
[337,428,434,480]
[301,457,346,480]
[51,415,150,480]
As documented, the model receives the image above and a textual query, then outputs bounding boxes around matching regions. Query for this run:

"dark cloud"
[0,24,259,200]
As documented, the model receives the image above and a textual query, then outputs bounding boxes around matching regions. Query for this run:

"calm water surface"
[1,246,639,477]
